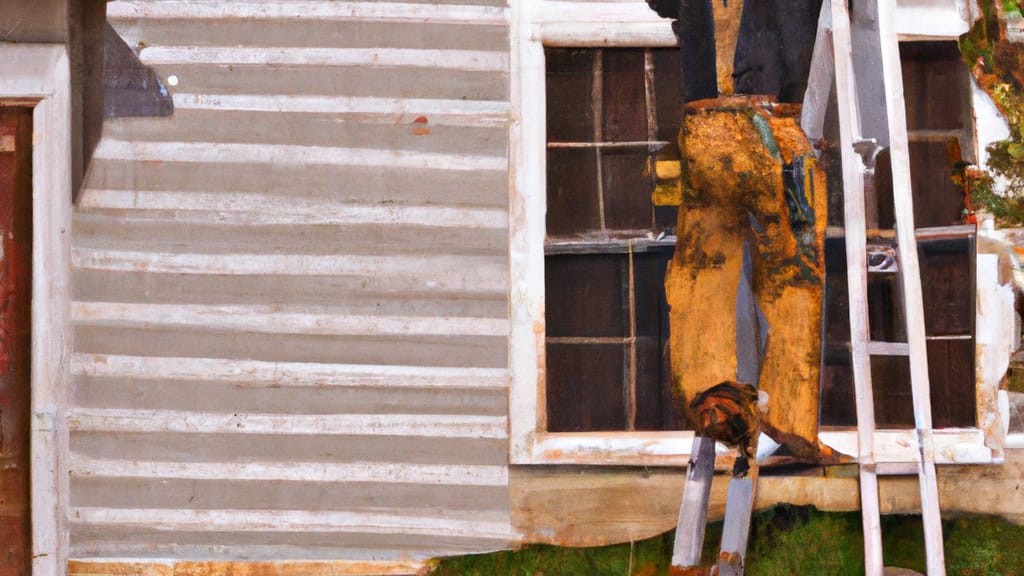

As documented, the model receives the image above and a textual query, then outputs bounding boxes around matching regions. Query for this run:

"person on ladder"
[646,0,848,473]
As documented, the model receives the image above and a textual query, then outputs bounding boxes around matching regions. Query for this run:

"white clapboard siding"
[69,408,508,439]
[170,94,510,127]
[138,46,509,72]
[92,139,508,172]
[70,457,509,486]
[77,191,509,228]
[106,1,510,25]
[71,0,515,561]
[72,354,509,390]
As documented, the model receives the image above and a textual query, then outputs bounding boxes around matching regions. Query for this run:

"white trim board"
[0,43,74,576]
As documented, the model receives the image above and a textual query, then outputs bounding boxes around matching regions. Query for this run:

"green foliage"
[430,507,1024,575]
[959,1,1024,225]
[745,506,864,576]
[972,148,1024,223]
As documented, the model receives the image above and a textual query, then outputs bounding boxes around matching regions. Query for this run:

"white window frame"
[508,0,1001,466]
[0,43,74,574]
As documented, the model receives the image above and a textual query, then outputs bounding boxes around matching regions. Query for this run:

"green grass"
[429,506,1024,575]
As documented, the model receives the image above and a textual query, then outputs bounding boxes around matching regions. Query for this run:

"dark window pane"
[653,48,684,143]
[867,274,905,343]
[900,42,965,132]
[872,355,914,428]
[546,343,627,432]
[544,47,685,433]
[928,339,975,428]
[824,237,852,343]
[910,139,964,228]
[655,206,678,232]
[920,237,973,336]
[547,148,601,237]
[546,48,596,142]
[546,254,628,338]
[602,49,648,142]
[601,148,654,231]
[632,252,667,339]
[820,359,857,427]
[634,336,677,430]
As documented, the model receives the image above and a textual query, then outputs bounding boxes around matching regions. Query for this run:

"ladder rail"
[828,0,948,573]
[875,0,946,572]
[827,1,885,573]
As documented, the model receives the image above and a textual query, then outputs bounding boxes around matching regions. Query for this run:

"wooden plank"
[672,436,715,568]
[71,431,506,468]
[137,46,508,73]
[876,0,946,571]
[70,476,508,512]
[717,479,755,576]
[92,139,507,172]
[801,2,835,145]
[866,341,910,356]
[510,449,1024,547]
[72,249,508,291]
[72,354,509,390]
[69,408,508,439]
[106,1,510,26]
[68,507,517,540]
[73,325,507,372]
[97,110,508,157]
[73,302,508,338]
[124,64,510,102]
[70,457,508,486]
[67,561,173,576]
[83,159,509,209]
[68,560,425,576]
[108,18,509,53]
[828,0,884,573]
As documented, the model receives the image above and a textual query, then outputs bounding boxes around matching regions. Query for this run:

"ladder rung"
[866,341,909,356]
[874,462,920,476]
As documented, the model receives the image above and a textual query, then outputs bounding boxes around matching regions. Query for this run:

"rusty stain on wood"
[67,561,174,576]
[0,106,33,576]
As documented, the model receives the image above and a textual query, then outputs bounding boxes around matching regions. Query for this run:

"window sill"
[516,427,998,467]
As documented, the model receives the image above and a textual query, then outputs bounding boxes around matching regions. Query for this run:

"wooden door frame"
[0,43,73,575]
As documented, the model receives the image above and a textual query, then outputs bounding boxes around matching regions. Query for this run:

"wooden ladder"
[670,0,947,574]
[827,0,946,573]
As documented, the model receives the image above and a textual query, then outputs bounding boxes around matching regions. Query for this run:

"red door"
[0,107,33,575]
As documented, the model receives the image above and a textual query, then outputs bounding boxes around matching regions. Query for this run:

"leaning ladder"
[829,0,946,574]
[670,0,948,574]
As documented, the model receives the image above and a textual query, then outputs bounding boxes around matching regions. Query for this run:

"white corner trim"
[0,43,73,576]
[508,0,545,464]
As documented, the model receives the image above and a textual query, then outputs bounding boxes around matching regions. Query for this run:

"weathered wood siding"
[70,0,515,561]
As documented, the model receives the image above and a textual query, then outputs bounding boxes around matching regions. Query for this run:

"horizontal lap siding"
[70,0,514,562]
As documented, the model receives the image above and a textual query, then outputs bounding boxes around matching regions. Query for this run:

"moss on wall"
[428,505,1024,575]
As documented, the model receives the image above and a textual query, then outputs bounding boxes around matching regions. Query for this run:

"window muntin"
[543,47,682,432]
